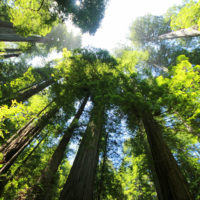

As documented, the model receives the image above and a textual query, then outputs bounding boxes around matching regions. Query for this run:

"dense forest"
[0,0,200,199]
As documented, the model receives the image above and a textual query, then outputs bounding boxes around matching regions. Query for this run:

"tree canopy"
[0,1,200,200]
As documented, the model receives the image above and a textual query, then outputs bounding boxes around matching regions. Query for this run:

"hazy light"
[76,0,81,6]
[82,0,182,52]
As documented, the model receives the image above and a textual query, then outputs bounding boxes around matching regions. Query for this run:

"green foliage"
[42,24,82,52]
[9,67,37,90]
[1,124,62,199]
[129,15,171,47]
[52,160,71,199]
[118,50,149,74]
[156,56,200,127]
[0,3,200,196]
[158,111,200,199]
[8,0,58,36]
[0,42,6,52]
[0,94,49,140]
[170,0,200,30]
[119,137,157,200]
[15,42,34,52]
[54,0,108,34]
[51,48,119,109]
[96,159,124,200]
[0,64,53,100]
[1,0,107,38]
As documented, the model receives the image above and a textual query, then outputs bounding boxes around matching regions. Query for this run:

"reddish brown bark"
[0,134,47,195]
[0,79,55,106]
[0,107,58,175]
[141,112,192,200]
[27,96,89,200]
[59,102,105,200]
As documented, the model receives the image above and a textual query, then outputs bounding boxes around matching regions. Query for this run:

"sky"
[80,0,183,52]
[31,0,183,66]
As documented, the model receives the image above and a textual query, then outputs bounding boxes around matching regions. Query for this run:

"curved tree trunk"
[157,26,200,40]
[28,96,89,200]
[0,107,58,175]
[0,79,55,106]
[147,62,169,72]
[59,102,105,200]
[141,112,192,200]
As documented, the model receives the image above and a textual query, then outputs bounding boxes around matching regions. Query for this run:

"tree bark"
[0,107,58,175]
[0,134,47,195]
[144,137,164,200]
[137,123,163,199]
[14,134,47,176]
[17,80,44,93]
[0,80,44,102]
[0,20,13,29]
[28,96,89,200]
[0,79,55,106]
[147,62,169,72]
[0,48,21,52]
[0,33,47,43]
[0,126,42,175]
[141,112,192,200]
[157,26,200,40]
[0,53,21,58]
[0,102,51,153]
[59,102,105,200]
[0,118,35,154]
[97,131,108,200]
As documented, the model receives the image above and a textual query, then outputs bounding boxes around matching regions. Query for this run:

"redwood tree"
[27,96,89,200]
[59,100,105,200]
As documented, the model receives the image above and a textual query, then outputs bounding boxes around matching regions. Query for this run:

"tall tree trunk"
[0,134,47,195]
[0,79,55,106]
[59,101,105,200]
[0,53,21,58]
[0,20,50,43]
[0,20,13,29]
[28,96,89,200]
[0,33,47,43]
[137,122,163,199]
[141,112,192,200]
[17,80,44,93]
[144,137,164,200]
[97,131,108,200]
[157,26,200,40]
[0,102,51,153]
[0,118,35,154]
[0,107,58,175]
[0,48,21,52]
[0,80,44,102]
[147,62,169,72]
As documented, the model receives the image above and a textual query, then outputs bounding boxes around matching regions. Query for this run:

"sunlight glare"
[82,0,182,52]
